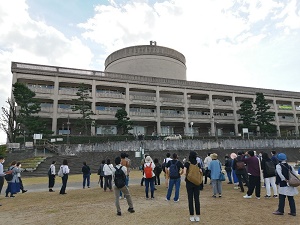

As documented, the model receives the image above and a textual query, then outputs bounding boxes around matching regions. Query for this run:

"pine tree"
[115,109,133,135]
[71,84,95,135]
[238,99,256,132]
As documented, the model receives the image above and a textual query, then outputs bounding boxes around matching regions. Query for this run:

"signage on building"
[278,105,292,110]
[296,106,300,111]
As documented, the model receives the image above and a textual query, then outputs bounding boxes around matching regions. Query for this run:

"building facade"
[10,43,300,137]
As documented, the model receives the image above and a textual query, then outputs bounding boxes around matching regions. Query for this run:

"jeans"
[83,174,90,187]
[60,174,68,194]
[104,175,112,191]
[166,178,181,201]
[247,175,261,197]
[278,194,296,214]
[226,171,232,183]
[145,177,155,198]
[211,179,222,195]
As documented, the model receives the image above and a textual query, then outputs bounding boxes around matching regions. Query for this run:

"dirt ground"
[1,172,299,225]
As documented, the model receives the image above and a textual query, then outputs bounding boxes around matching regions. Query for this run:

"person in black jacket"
[82,162,91,189]
[261,152,278,198]
[224,155,233,184]
[233,151,249,192]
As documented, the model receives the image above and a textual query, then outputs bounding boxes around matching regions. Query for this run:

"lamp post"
[190,122,194,139]
[23,130,26,149]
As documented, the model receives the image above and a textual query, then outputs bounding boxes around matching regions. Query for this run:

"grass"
[1,171,300,225]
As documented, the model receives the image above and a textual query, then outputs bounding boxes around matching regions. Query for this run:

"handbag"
[282,164,300,187]
[219,162,225,181]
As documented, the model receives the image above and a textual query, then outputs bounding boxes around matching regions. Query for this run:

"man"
[113,156,135,216]
[203,153,212,184]
[120,152,130,199]
[270,150,279,165]
[242,150,261,199]
[224,155,233,184]
[0,156,6,206]
[48,161,56,192]
[165,153,184,202]
[163,153,172,188]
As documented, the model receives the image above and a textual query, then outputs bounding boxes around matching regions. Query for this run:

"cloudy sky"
[0,0,299,143]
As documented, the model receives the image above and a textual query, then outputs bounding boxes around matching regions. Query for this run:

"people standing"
[183,151,202,222]
[59,159,70,195]
[233,151,249,193]
[242,150,261,199]
[112,156,135,216]
[5,161,20,198]
[204,153,212,184]
[261,152,278,198]
[82,161,91,189]
[153,158,162,186]
[224,155,233,184]
[273,153,298,216]
[16,162,27,193]
[0,156,6,206]
[120,153,130,199]
[143,156,155,199]
[208,153,222,198]
[48,161,56,192]
[163,153,172,188]
[103,159,113,192]
[165,153,184,202]
[98,160,105,188]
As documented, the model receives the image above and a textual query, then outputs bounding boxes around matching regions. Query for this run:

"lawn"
[1,171,299,225]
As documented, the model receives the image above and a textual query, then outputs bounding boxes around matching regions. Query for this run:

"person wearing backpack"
[183,151,202,222]
[153,158,162,186]
[0,156,7,206]
[273,153,298,216]
[261,152,278,198]
[224,155,233,184]
[233,151,249,193]
[162,153,172,188]
[82,161,91,189]
[165,153,184,202]
[143,156,155,199]
[113,156,135,216]
[5,161,20,198]
[48,161,56,192]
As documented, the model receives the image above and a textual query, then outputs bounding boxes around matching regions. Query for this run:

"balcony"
[160,113,184,118]
[213,100,233,106]
[160,97,183,106]
[130,111,156,117]
[279,117,295,123]
[130,95,156,102]
[213,115,235,121]
[188,114,210,119]
[96,92,124,99]
[189,99,209,106]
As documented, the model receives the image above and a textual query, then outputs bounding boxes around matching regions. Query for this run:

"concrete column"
[232,94,239,136]
[91,80,96,136]
[52,76,59,135]
[156,86,161,134]
[273,99,280,136]
[125,83,130,113]
[292,100,299,135]
[209,93,215,136]
[183,89,189,135]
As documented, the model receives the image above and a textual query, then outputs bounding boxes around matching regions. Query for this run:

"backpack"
[5,169,14,182]
[114,166,126,188]
[169,160,179,178]
[144,163,153,179]
[187,162,203,186]
[57,166,64,177]
[236,160,245,170]
[265,160,276,176]
[155,163,162,174]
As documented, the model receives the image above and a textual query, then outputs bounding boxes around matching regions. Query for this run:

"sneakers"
[117,212,121,216]
[174,199,179,202]
[119,196,122,199]
[264,195,270,198]
[273,211,284,215]
[243,195,252,199]
[128,208,135,213]
[288,213,296,216]
[165,198,170,201]
[189,216,195,222]
[273,195,278,198]
[256,197,260,199]
[22,190,27,193]
[195,216,200,222]
[212,195,216,198]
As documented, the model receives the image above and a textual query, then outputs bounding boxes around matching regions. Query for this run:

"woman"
[48,161,56,192]
[98,160,105,188]
[183,151,201,222]
[103,159,113,192]
[233,151,249,192]
[208,153,222,198]
[59,159,70,195]
[16,162,27,193]
[261,152,278,198]
[82,161,91,189]
[273,153,298,216]
[5,161,20,197]
[143,156,155,199]
[153,158,162,186]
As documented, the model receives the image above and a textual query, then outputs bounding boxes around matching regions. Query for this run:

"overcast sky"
[0,0,300,144]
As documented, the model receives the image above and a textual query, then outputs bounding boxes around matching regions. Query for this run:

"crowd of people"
[0,150,299,222]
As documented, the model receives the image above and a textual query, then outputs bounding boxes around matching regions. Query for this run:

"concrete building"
[10,42,300,137]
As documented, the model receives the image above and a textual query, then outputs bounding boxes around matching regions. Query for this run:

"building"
[11,42,300,137]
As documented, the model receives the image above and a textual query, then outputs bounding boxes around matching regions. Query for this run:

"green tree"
[0,144,7,157]
[238,99,256,132]
[115,109,133,135]
[254,92,276,134]
[71,84,95,135]
[13,82,52,137]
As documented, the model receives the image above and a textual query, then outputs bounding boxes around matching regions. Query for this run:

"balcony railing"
[130,111,156,117]
[161,97,183,103]
[130,95,156,101]
[96,92,124,99]
[188,114,210,119]
[160,113,184,118]
[96,109,118,115]
[189,99,209,105]
[28,86,54,94]
[213,100,233,106]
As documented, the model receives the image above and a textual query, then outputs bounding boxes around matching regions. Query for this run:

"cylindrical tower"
[104,42,186,80]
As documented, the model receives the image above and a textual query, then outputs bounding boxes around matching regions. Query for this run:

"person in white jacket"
[103,159,114,192]
[143,156,155,199]
[59,159,70,195]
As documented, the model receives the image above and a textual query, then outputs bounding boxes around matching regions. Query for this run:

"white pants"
[264,176,278,196]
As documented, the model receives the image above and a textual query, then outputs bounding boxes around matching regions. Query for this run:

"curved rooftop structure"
[104,42,187,80]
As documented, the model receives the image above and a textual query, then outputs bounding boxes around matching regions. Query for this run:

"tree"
[254,92,276,134]
[0,98,18,143]
[13,82,53,138]
[71,84,95,135]
[115,109,133,135]
[238,99,256,131]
